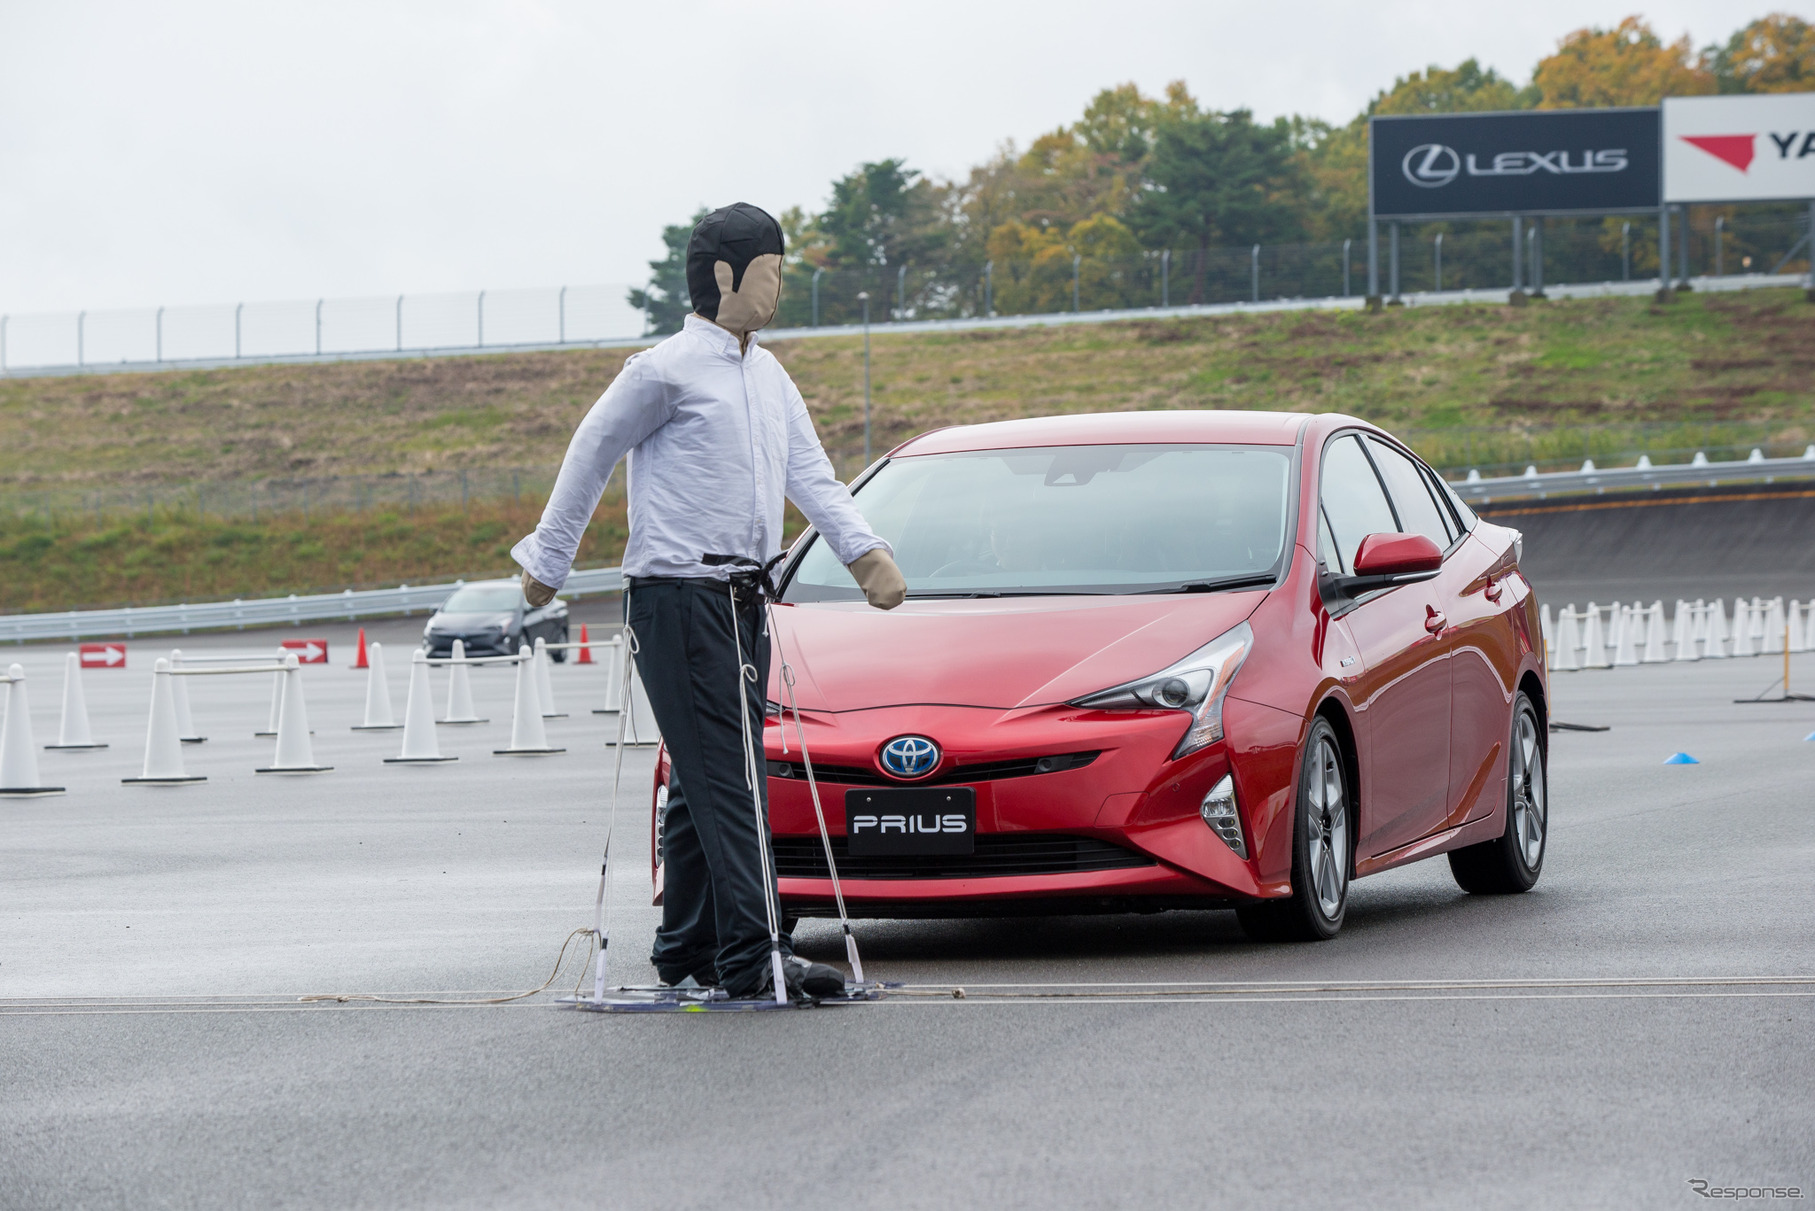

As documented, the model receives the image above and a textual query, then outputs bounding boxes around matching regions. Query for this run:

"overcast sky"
[0,0,1776,314]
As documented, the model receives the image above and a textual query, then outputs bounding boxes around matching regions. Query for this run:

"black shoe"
[785,955,849,999]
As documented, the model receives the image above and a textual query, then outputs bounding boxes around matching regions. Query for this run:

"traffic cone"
[352,641,401,730]
[123,658,205,785]
[47,651,107,750]
[351,627,369,669]
[1581,603,1609,669]
[257,655,332,773]
[0,665,64,795]
[386,651,456,763]
[593,635,626,715]
[535,636,566,719]
[440,639,486,724]
[577,623,593,665]
[494,645,563,756]
[170,649,206,743]
[1706,599,1730,659]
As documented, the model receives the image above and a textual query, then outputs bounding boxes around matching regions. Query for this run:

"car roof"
[892,410,1310,457]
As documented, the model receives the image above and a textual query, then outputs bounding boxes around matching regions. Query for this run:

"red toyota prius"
[653,410,1547,940]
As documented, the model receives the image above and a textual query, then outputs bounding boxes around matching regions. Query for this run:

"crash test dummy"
[512,203,905,1002]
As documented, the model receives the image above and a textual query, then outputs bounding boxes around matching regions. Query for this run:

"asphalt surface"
[2,620,1813,1208]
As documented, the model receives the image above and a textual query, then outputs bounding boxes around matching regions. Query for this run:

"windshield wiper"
[1144,575,1277,595]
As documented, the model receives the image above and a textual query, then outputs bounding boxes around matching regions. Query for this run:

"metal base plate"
[383,756,458,764]
[45,743,109,751]
[590,709,620,716]
[180,737,207,745]
[254,765,334,774]
[0,786,66,796]
[493,748,566,756]
[351,724,404,732]
[123,775,207,785]
[438,718,489,725]
[540,713,570,720]
[557,982,894,1013]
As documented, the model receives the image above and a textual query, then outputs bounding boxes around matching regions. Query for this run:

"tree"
[1128,109,1304,302]
[626,208,706,336]
[1709,13,1815,93]
[818,159,947,271]
[1532,16,1715,108]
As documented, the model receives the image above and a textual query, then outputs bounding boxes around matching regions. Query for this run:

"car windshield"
[784,443,1293,600]
[441,586,523,613]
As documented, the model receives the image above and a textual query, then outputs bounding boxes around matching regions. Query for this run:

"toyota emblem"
[880,735,941,779]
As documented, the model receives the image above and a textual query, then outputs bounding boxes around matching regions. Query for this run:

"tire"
[1237,716,1352,942]
[1449,692,1546,894]
[551,627,569,663]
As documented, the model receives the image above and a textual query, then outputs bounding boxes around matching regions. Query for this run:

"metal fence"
[5,210,1806,376]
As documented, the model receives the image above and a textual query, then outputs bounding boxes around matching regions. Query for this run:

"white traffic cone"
[169,649,207,744]
[1641,602,1668,663]
[0,665,64,795]
[1581,604,1609,669]
[593,634,625,716]
[1612,605,1640,666]
[1671,601,1696,661]
[1791,601,1809,654]
[440,639,486,724]
[257,655,331,773]
[1553,607,1580,672]
[535,636,566,718]
[123,658,205,785]
[1764,598,1786,655]
[1706,599,1730,659]
[1539,603,1553,669]
[256,666,283,736]
[386,651,456,764]
[1732,599,1756,658]
[624,660,660,746]
[352,641,401,730]
[494,646,563,756]
[47,651,107,750]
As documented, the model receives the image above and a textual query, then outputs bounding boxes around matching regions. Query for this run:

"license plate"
[844,788,976,856]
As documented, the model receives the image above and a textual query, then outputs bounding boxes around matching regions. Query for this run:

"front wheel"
[1449,691,1546,894]
[550,626,569,662]
[1237,716,1351,942]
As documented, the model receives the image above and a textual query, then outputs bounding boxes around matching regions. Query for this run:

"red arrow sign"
[1682,134,1756,173]
[79,643,127,669]
[280,638,329,664]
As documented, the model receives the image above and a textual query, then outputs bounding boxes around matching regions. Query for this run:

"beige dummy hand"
[521,569,556,608]
[847,548,906,610]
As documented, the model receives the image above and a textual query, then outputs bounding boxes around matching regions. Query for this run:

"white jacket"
[511,314,887,588]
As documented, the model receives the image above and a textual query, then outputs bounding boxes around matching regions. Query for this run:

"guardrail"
[1453,449,1815,504]
[0,566,623,645]
[3,445,1814,644]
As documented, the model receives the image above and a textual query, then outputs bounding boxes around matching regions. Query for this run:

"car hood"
[430,612,517,628]
[768,593,1267,712]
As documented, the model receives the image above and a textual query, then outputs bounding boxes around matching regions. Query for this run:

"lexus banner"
[1664,94,1815,204]
[1371,108,1661,220]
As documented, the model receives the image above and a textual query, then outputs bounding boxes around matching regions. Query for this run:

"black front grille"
[767,750,1099,789]
[772,833,1155,880]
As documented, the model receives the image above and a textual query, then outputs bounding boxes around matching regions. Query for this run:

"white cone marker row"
[352,641,401,731]
[47,652,107,751]
[0,665,64,795]
[1546,595,1815,669]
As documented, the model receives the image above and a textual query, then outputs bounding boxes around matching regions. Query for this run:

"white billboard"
[1664,94,1815,204]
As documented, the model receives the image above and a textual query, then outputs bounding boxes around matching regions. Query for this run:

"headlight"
[1072,622,1252,759]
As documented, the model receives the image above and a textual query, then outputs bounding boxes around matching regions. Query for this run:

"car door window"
[1418,464,1460,544]
[1317,507,1344,574]
[1364,437,1452,552]
[1320,435,1399,574]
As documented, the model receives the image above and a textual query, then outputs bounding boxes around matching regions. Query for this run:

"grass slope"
[0,287,1808,610]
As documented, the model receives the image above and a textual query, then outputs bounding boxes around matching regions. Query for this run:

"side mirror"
[1340,532,1442,594]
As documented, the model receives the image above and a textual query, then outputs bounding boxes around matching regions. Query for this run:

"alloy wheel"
[1305,734,1349,919]
[1510,710,1546,869]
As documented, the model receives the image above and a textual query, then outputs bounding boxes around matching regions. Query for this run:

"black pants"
[629,577,790,996]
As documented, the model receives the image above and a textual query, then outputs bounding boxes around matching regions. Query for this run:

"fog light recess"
[1199,774,1247,860]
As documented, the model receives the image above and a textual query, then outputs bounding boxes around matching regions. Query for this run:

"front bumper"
[423,633,518,658]
[757,698,1299,912]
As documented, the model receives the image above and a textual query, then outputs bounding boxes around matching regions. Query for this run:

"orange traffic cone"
[351,627,369,670]
[577,623,593,665]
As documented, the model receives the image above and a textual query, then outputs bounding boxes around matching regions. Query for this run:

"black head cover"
[686,203,785,321]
